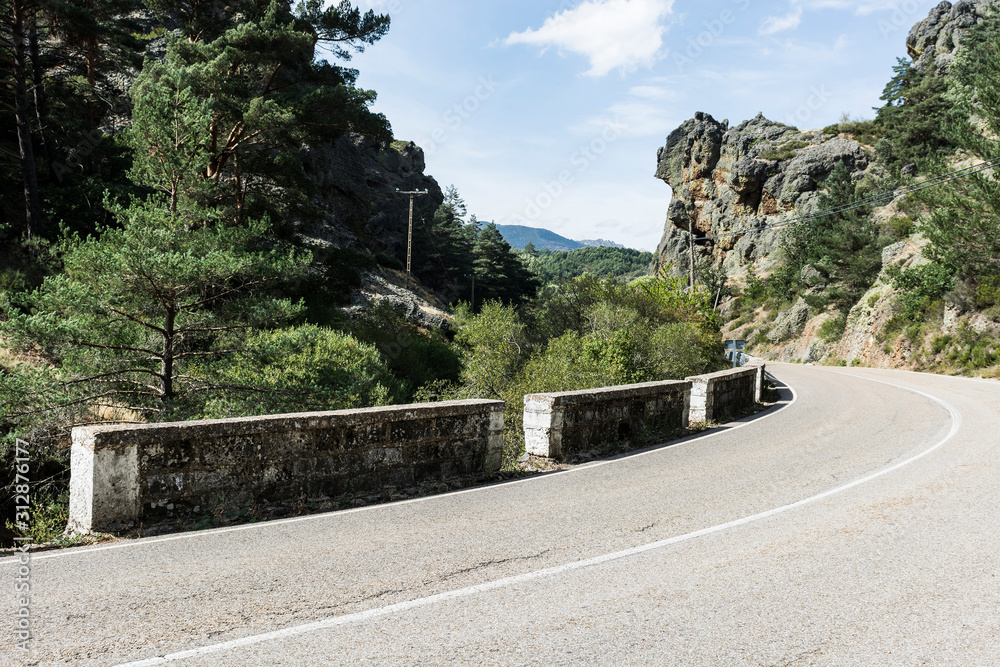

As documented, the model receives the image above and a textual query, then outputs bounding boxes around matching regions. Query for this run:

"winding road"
[4,364,999,666]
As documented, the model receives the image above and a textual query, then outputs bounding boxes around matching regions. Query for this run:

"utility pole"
[397,189,428,274]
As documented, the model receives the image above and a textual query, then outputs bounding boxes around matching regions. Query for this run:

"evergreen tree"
[412,185,474,297]
[1,0,44,237]
[918,8,1000,286]
[784,164,885,313]
[875,58,956,171]
[2,199,309,432]
[127,0,392,221]
[0,0,144,243]
[472,222,539,308]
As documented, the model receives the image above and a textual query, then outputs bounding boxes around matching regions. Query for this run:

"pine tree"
[128,0,392,221]
[918,8,1000,285]
[0,0,43,237]
[472,222,539,308]
[875,58,955,171]
[2,199,309,426]
[784,164,884,313]
[412,185,474,297]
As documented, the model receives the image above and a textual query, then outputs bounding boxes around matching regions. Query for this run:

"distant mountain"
[494,225,584,252]
[580,238,625,249]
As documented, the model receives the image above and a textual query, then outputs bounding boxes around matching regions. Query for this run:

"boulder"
[652,112,867,276]
[906,0,992,73]
[768,298,811,343]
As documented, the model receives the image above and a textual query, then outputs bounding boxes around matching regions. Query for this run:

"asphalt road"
[3,364,999,666]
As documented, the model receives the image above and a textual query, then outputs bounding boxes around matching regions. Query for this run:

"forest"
[0,1,725,544]
[4,1,999,545]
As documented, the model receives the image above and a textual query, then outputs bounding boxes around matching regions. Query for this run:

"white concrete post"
[68,427,141,534]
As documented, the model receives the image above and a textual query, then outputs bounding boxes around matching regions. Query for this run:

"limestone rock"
[768,298,811,343]
[906,0,992,73]
[652,112,868,276]
[800,265,827,288]
[881,241,908,266]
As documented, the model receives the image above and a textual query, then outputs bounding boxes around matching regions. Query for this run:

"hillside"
[495,224,585,251]
[649,0,1000,377]
[529,246,654,282]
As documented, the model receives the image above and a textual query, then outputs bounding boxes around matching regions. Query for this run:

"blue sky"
[343,0,940,251]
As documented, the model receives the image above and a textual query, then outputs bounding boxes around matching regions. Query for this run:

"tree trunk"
[11,0,43,238]
[160,307,176,402]
[84,14,98,174]
[28,12,52,179]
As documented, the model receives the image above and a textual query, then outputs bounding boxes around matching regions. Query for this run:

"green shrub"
[819,312,848,343]
[889,263,956,322]
[931,334,953,354]
[203,325,397,418]
[832,119,882,145]
[375,253,404,271]
[5,491,69,544]
[760,140,810,161]
[949,324,999,370]
[974,275,1000,309]
[883,216,915,240]
[351,302,462,401]
[646,322,723,379]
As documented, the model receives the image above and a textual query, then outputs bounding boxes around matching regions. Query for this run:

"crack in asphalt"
[437,549,553,583]
[300,552,555,621]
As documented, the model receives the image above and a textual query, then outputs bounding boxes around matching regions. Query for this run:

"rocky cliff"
[652,0,999,372]
[652,112,869,275]
[907,0,992,73]
[301,136,444,260]
[299,135,453,329]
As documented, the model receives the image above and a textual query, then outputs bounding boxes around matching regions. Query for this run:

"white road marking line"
[10,382,798,563]
[117,376,961,666]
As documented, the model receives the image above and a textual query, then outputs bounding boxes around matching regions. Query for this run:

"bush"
[882,216,915,240]
[889,263,956,322]
[830,119,882,145]
[202,325,397,418]
[974,275,1000,309]
[931,334,953,355]
[646,322,723,380]
[760,140,810,161]
[447,274,726,467]
[5,491,69,544]
[375,253,404,271]
[819,312,848,343]
[452,301,529,401]
[351,302,462,401]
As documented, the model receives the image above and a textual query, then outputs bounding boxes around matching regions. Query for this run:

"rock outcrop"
[652,112,869,275]
[907,0,992,73]
[298,136,454,330]
[301,136,444,259]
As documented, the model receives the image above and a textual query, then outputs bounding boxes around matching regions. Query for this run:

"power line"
[690,156,1000,243]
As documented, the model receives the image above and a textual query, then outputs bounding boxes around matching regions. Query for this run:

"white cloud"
[759,7,803,35]
[792,0,917,15]
[505,0,675,77]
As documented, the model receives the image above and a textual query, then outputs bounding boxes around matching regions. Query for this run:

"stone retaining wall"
[686,364,764,423]
[68,400,504,534]
[523,381,692,460]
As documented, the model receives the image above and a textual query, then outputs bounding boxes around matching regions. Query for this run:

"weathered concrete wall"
[69,400,504,534]
[523,381,691,460]
[686,364,764,423]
